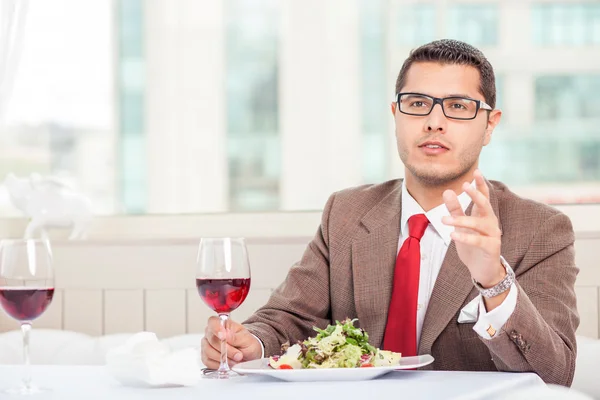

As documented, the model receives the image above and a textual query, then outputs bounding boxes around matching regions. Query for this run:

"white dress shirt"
[399,181,517,347]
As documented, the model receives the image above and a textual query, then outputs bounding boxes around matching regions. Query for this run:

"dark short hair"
[395,39,496,109]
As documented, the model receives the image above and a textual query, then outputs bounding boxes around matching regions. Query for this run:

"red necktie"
[383,213,429,356]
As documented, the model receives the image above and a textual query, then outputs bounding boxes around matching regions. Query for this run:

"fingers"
[205,316,224,340]
[201,337,240,369]
[442,171,499,242]
[201,337,221,370]
[205,330,244,360]
[444,171,494,219]
[203,316,252,366]
[474,169,490,200]
[442,216,501,237]
[201,336,244,370]
[206,316,246,347]
[206,315,245,336]
[224,323,263,360]
[462,182,494,217]
[450,231,501,248]
[442,190,465,218]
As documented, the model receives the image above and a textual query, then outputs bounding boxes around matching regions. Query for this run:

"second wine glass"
[0,239,54,395]
[196,237,251,379]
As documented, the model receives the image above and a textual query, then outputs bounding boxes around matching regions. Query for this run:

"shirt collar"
[401,180,474,246]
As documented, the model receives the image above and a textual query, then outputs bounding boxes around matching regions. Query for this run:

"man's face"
[391,62,501,187]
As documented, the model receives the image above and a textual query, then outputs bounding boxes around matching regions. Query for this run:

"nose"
[425,103,447,133]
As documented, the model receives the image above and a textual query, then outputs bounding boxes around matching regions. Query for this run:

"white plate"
[231,354,434,382]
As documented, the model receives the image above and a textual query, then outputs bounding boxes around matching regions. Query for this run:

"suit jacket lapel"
[418,180,502,357]
[351,180,402,347]
[417,241,474,357]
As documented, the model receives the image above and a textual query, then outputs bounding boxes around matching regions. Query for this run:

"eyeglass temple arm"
[480,101,493,110]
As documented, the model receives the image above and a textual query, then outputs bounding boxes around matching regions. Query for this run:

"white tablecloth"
[0,366,544,400]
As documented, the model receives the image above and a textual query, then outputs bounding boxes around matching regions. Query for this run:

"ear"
[483,109,502,146]
[390,102,397,116]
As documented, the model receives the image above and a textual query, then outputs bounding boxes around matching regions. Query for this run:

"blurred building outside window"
[1,0,599,218]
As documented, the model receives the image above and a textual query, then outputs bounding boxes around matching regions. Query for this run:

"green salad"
[268,319,401,369]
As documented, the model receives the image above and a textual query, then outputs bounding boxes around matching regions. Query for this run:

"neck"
[404,171,475,212]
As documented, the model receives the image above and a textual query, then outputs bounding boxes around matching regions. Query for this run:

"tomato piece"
[278,364,293,369]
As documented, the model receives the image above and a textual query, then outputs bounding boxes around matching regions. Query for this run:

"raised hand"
[441,169,506,290]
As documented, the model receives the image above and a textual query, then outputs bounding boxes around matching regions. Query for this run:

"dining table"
[0,365,546,399]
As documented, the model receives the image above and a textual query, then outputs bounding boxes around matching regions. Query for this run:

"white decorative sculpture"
[3,173,93,239]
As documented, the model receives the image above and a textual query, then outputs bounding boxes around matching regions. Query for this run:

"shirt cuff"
[473,282,518,340]
[250,333,265,358]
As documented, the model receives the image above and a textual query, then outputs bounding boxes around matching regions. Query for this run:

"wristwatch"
[472,256,515,298]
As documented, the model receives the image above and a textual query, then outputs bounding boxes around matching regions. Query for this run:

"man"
[201,39,579,386]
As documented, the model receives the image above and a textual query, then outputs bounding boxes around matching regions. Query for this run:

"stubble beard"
[399,145,482,188]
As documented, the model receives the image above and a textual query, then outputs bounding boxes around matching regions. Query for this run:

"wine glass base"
[5,383,49,396]
[202,369,243,380]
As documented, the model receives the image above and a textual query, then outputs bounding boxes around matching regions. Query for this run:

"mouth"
[418,141,449,150]
[418,141,449,155]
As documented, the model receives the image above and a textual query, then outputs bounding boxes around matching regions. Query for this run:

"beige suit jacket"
[244,179,579,386]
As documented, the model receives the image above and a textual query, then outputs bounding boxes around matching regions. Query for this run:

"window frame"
[0,204,597,241]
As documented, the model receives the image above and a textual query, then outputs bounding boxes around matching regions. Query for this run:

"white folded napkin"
[105,332,202,387]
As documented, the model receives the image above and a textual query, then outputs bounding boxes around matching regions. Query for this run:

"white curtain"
[0,0,28,123]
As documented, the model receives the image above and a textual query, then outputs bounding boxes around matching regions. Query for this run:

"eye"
[448,102,467,110]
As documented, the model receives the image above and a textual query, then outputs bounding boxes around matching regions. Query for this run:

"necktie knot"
[408,214,429,241]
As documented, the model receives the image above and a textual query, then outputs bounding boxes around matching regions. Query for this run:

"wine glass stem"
[218,313,230,375]
[21,322,32,389]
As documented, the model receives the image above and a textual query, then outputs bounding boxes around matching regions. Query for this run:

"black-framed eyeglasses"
[396,92,493,120]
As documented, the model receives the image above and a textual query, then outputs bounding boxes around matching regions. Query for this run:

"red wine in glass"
[0,288,55,321]
[0,238,54,395]
[196,278,250,314]
[196,237,251,379]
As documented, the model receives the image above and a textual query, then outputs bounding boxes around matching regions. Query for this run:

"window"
[447,4,499,47]
[118,0,146,213]
[534,76,600,183]
[361,0,388,183]
[533,3,600,46]
[481,75,600,197]
[0,0,114,216]
[535,76,600,120]
[226,0,280,211]
[393,3,436,47]
[2,1,600,218]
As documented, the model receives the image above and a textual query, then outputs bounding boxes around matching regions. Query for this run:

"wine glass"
[0,239,54,395]
[196,237,251,379]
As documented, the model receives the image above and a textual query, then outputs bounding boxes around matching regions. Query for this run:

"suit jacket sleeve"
[482,212,579,386]
[242,193,335,356]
